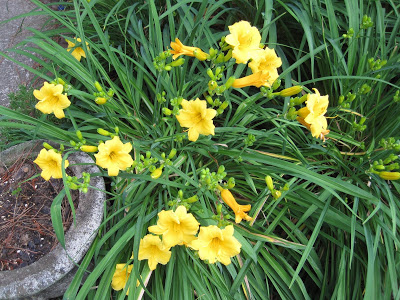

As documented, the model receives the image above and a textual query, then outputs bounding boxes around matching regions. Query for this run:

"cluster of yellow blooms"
[111,206,241,295]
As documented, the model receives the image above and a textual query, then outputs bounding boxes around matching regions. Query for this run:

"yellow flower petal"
[176,98,216,142]
[33,149,68,181]
[94,136,134,176]
[33,82,70,118]
[190,225,241,265]
[148,206,199,247]
[297,89,330,140]
[225,21,262,64]
[138,234,171,270]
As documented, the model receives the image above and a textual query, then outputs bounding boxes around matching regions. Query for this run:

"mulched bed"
[0,159,78,271]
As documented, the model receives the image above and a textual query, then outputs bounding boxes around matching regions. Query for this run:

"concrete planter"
[0,140,105,299]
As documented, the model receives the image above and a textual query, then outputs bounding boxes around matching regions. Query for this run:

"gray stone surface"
[0,0,50,107]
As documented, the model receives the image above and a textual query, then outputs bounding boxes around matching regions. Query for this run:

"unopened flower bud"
[379,171,400,180]
[186,195,198,203]
[162,108,172,116]
[151,167,163,179]
[97,128,111,136]
[43,142,53,150]
[168,148,177,159]
[80,145,98,153]
[169,58,185,67]
[94,81,103,92]
[279,86,303,97]
[76,130,83,141]
[107,89,114,97]
[273,190,281,199]
[224,76,236,89]
[272,79,281,90]
[265,175,274,191]
[95,97,107,105]
[193,49,208,61]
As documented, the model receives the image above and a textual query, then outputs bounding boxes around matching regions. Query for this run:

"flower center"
[210,237,221,249]
[109,151,117,160]
[49,159,58,169]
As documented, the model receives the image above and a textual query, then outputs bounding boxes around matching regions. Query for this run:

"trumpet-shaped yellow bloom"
[94,136,134,176]
[190,225,241,265]
[138,234,171,270]
[176,98,216,142]
[297,88,329,139]
[220,188,252,223]
[111,264,133,295]
[232,71,276,88]
[66,37,89,61]
[148,206,200,247]
[248,47,282,74]
[33,82,70,119]
[34,149,69,181]
[170,38,207,60]
[225,21,261,64]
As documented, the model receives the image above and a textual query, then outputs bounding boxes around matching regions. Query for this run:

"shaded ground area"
[0,159,78,271]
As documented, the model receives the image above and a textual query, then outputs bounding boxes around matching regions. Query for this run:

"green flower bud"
[43,142,53,150]
[265,175,274,191]
[224,76,236,89]
[97,128,111,136]
[168,148,177,159]
[94,81,103,92]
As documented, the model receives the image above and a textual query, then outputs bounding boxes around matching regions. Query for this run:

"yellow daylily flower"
[297,88,329,139]
[148,206,200,247]
[248,47,282,74]
[176,98,217,142]
[170,38,208,60]
[189,225,241,265]
[232,71,277,88]
[33,82,71,119]
[138,234,171,270]
[225,20,262,64]
[33,149,69,181]
[94,136,134,176]
[219,187,252,223]
[66,37,89,61]
[111,264,133,295]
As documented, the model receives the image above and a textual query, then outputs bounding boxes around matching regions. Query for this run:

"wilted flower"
[220,188,252,223]
[138,234,171,270]
[33,82,70,119]
[170,38,207,60]
[232,71,276,88]
[34,149,69,181]
[297,88,329,139]
[190,225,241,265]
[66,37,89,61]
[148,206,200,247]
[176,98,216,142]
[225,21,261,64]
[94,136,134,176]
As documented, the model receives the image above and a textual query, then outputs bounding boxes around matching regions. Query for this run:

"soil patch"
[0,159,78,271]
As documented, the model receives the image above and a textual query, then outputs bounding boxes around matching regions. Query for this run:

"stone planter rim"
[0,140,105,299]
